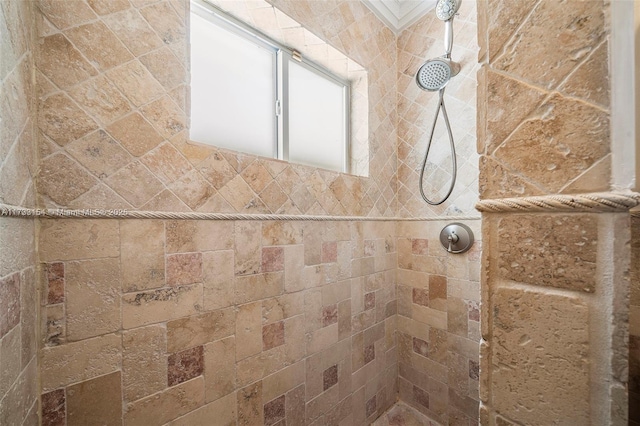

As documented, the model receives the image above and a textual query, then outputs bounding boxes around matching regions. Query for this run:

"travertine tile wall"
[396,220,481,425]
[477,1,630,425]
[631,214,640,425]
[397,1,479,218]
[38,218,398,425]
[0,0,39,424]
[34,0,398,217]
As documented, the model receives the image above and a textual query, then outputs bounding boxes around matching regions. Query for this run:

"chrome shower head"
[435,0,461,21]
[415,57,461,91]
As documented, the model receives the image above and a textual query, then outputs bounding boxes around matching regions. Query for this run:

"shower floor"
[371,402,441,426]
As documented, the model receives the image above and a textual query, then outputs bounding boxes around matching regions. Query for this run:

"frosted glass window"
[190,12,276,158]
[189,2,350,173]
[288,61,346,173]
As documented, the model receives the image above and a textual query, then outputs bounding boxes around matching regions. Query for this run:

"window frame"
[190,0,351,173]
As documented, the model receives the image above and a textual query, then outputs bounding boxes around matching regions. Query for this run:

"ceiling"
[361,0,437,33]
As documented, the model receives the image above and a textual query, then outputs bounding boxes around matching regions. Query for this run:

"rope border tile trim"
[0,203,481,222]
[475,192,640,213]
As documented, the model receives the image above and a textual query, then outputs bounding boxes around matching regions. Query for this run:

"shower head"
[415,57,460,91]
[435,0,461,21]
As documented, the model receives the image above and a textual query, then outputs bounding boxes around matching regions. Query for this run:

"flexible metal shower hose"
[419,87,457,205]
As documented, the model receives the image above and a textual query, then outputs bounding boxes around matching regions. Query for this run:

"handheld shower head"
[415,57,460,92]
[435,0,461,21]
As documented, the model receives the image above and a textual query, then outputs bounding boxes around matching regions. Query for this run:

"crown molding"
[361,0,436,33]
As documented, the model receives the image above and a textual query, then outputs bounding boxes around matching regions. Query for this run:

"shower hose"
[418,87,457,205]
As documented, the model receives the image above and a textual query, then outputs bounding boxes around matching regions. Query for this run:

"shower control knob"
[440,223,474,254]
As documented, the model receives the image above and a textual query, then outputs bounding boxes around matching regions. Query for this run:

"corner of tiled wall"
[477,1,631,425]
[0,0,39,424]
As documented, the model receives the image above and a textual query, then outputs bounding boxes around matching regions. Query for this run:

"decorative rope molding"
[0,203,481,222]
[475,192,640,213]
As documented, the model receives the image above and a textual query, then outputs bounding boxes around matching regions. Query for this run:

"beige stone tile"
[0,326,21,398]
[36,33,98,90]
[43,303,65,347]
[495,93,609,192]
[141,189,191,212]
[204,336,235,403]
[106,60,166,108]
[122,283,203,329]
[203,250,235,310]
[140,46,186,91]
[491,286,589,424]
[103,8,164,57]
[140,95,186,139]
[38,93,99,146]
[124,377,205,426]
[197,152,237,190]
[65,258,121,341]
[262,292,305,325]
[86,0,130,15]
[561,154,611,194]
[237,381,264,426]
[493,1,604,89]
[106,113,164,157]
[167,308,234,353]
[65,21,133,71]
[139,1,186,45]
[38,153,98,206]
[170,391,236,426]
[0,127,34,208]
[261,359,305,403]
[39,219,119,261]
[123,324,167,402]
[236,301,262,361]
[165,220,234,253]
[281,314,305,366]
[69,74,133,126]
[497,214,597,292]
[262,222,303,246]
[413,304,447,330]
[169,169,216,210]
[235,221,262,276]
[141,142,193,185]
[37,0,97,30]
[218,175,262,213]
[105,161,164,207]
[66,130,132,179]
[284,245,305,293]
[120,220,165,292]
[67,371,122,426]
[478,156,545,200]
[307,323,339,355]
[41,333,121,392]
[0,357,37,426]
[236,272,284,304]
[484,70,546,153]
[235,346,288,388]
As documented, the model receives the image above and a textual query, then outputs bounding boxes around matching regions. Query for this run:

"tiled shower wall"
[477,1,629,424]
[0,0,39,424]
[394,5,481,423]
[397,2,479,218]
[33,0,405,424]
[39,219,398,425]
[631,214,640,425]
[396,220,481,425]
[34,0,398,217]
[1,0,485,425]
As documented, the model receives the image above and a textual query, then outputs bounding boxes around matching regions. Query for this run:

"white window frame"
[191,0,351,173]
